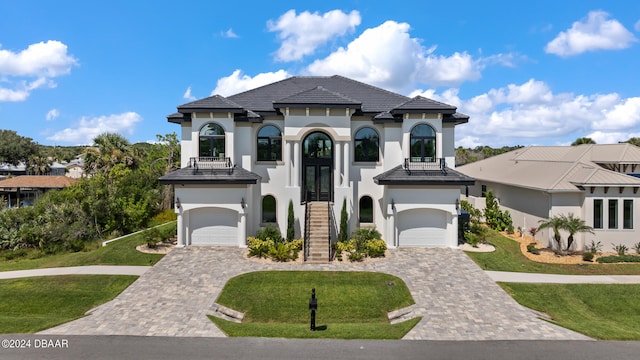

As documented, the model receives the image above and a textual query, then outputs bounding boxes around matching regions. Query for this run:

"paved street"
[4,335,640,360]
[39,247,588,340]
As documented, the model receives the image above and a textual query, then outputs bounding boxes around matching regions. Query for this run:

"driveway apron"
[40,247,589,340]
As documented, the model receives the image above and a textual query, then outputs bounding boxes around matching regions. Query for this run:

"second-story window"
[257,125,282,161]
[354,127,379,162]
[199,123,225,158]
[410,124,436,162]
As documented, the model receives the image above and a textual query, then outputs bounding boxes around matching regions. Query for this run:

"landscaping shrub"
[613,244,628,256]
[526,243,540,255]
[464,232,480,247]
[348,251,364,262]
[339,198,349,242]
[588,240,603,255]
[582,252,594,262]
[597,255,640,263]
[255,225,282,242]
[247,237,274,258]
[268,243,291,262]
[287,200,295,242]
[634,242,640,255]
[364,239,387,258]
[2,248,27,261]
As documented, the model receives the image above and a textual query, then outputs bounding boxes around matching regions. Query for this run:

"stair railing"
[304,202,310,261]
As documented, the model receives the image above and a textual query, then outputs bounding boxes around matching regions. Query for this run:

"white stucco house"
[159,75,474,259]
[458,144,640,251]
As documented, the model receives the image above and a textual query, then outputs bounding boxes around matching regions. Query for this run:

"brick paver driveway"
[41,247,589,340]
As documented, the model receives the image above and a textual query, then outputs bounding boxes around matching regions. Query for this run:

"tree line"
[0,131,179,253]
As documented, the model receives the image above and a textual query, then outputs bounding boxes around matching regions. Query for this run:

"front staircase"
[305,202,331,263]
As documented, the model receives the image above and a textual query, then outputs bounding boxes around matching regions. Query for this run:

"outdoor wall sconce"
[455,198,460,211]
[176,197,181,209]
[391,199,395,211]
[241,198,246,209]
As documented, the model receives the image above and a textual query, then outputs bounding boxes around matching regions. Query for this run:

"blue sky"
[1,0,639,148]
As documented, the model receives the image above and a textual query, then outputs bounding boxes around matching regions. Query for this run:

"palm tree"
[538,216,565,253]
[26,155,52,175]
[84,133,135,175]
[571,137,596,146]
[561,213,594,251]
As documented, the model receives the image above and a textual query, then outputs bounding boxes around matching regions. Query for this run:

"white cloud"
[222,28,239,38]
[0,40,77,102]
[268,9,361,61]
[545,11,637,56]
[46,112,142,145]
[211,69,290,96]
[183,86,196,101]
[635,19,640,32]
[0,40,78,77]
[45,108,60,121]
[306,20,508,90]
[0,87,29,101]
[413,79,640,147]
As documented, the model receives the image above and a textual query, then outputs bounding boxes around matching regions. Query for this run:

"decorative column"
[285,141,292,186]
[293,141,300,187]
[343,142,350,187]
[238,208,247,247]
[334,140,342,187]
[176,211,185,247]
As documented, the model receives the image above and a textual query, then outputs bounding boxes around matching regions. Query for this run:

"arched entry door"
[302,132,333,202]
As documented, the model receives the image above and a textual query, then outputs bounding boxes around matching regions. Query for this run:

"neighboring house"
[65,157,86,179]
[458,144,640,251]
[159,75,473,257]
[0,175,78,207]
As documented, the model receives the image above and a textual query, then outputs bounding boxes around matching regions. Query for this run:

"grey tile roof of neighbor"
[374,165,475,186]
[168,75,469,123]
[457,144,640,192]
[158,166,261,185]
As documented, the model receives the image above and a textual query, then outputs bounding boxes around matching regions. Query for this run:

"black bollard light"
[308,288,317,331]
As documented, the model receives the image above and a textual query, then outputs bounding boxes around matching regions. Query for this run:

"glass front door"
[302,132,333,202]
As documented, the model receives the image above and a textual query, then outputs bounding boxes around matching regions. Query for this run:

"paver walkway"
[39,247,589,340]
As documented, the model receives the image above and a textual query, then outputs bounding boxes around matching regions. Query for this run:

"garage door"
[190,208,238,245]
[398,209,446,246]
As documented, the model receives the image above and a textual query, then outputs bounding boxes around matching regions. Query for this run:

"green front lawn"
[0,222,173,272]
[212,271,418,339]
[0,275,137,333]
[500,283,640,340]
[465,231,640,275]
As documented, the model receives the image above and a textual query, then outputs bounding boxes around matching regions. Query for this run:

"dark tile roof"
[177,95,245,113]
[273,86,362,108]
[443,112,470,125]
[373,165,475,186]
[159,166,261,185]
[226,75,411,114]
[392,96,456,114]
[172,75,465,123]
[167,112,184,124]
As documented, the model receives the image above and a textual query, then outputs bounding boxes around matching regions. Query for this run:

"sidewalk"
[3,265,640,284]
[0,265,150,279]
[486,271,640,284]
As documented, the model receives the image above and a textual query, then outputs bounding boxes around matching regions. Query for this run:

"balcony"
[189,157,233,174]
[403,157,447,175]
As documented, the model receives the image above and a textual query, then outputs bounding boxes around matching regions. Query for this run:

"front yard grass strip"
[210,316,421,339]
[0,222,172,272]
[499,283,640,340]
[213,270,417,339]
[464,231,640,275]
[0,275,137,333]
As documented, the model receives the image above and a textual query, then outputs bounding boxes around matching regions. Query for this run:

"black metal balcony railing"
[403,157,447,174]
[189,157,233,174]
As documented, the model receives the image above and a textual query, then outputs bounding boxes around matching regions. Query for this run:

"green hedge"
[597,255,640,263]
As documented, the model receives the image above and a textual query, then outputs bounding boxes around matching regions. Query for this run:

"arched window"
[257,125,282,161]
[354,127,379,162]
[410,124,436,162]
[199,123,225,158]
[262,195,277,223]
[359,196,373,223]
